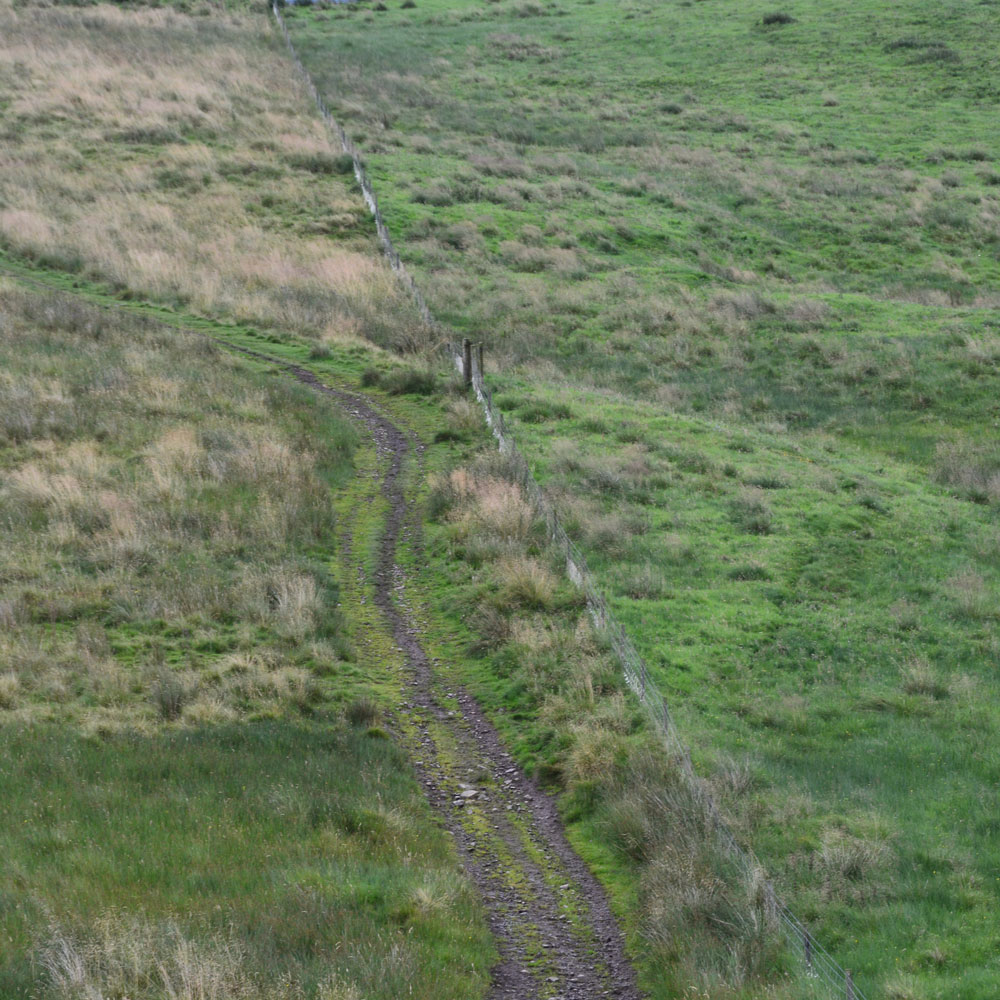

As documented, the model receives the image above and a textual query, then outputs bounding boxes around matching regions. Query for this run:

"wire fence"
[272,6,870,997]
[271,1,435,328]
[453,346,870,1000]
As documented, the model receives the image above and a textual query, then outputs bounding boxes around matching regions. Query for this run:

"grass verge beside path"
[0,283,493,1000]
[0,256,799,997]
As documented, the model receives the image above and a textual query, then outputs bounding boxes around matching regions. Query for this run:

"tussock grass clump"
[616,563,670,600]
[727,563,771,582]
[730,487,774,535]
[900,660,949,700]
[0,673,19,711]
[578,510,650,557]
[496,556,558,609]
[933,440,1000,502]
[946,569,995,620]
[151,667,190,722]
[432,467,536,542]
[382,368,438,395]
[287,150,356,175]
[817,828,895,903]
[360,365,438,395]
[346,695,381,727]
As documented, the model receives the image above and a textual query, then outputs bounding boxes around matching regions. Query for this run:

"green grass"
[6,0,999,994]
[284,0,1000,995]
[1,721,489,999]
[287,0,1000,452]
[0,284,493,999]
[475,380,1000,997]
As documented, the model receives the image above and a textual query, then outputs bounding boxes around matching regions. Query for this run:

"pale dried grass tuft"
[946,569,995,621]
[0,672,20,710]
[900,659,949,699]
[817,828,894,903]
[496,556,557,609]
[445,469,536,543]
[42,915,275,1000]
[933,439,1000,502]
[566,724,627,785]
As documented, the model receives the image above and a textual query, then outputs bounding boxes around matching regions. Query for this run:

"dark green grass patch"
[0,720,491,1000]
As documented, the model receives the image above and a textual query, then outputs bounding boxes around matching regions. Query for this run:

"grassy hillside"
[286,1,1000,997]
[0,5,493,997]
[0,285,493,1000]
[0,0,428,351]
[5,0,999,996]
[288,0,1000,452]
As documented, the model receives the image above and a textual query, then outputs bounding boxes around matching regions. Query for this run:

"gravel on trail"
[233,350,643,1000]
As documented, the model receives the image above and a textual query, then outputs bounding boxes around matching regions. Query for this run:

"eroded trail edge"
[0,250,641,997]
[276,361,641,1000]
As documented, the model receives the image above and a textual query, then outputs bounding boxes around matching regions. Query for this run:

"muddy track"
[0,260,641,995]
[234,348,641,999]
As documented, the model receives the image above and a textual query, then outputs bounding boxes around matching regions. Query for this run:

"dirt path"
[250,356,642,999]
[0,254,642,994]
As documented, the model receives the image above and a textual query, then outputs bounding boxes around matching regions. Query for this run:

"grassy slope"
[0,4,493,997]
[0,285,493,1000]
[287,1,1000,996]
[0,0,427,351]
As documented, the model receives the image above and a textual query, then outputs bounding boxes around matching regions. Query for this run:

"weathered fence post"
[846,969,854,1000]
[462,338,472,388]
[476,342,484,382]
[764,880,777,925]
[804,928,812,972]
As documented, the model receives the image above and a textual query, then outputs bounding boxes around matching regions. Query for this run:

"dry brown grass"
[436,467,536,543]
[0,286,351,731]
[0,2,426,350]
[42,915,313,1000]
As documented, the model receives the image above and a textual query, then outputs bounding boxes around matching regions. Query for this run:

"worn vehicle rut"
[262,357,642,1000]
[0,257,641,994]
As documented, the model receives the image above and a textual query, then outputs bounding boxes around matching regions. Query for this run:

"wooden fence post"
[462,338,472,387]
[476,342,484,381]
[846,969,854,1000]
[804,928,812,971]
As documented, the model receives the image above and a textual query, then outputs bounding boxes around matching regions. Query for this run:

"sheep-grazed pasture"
[286,0,1000,996]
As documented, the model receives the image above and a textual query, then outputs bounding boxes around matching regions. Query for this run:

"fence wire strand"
[272,6,869,997]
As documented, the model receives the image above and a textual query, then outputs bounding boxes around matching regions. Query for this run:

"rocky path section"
[0,257,640,998]
[265,360,642,1000]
